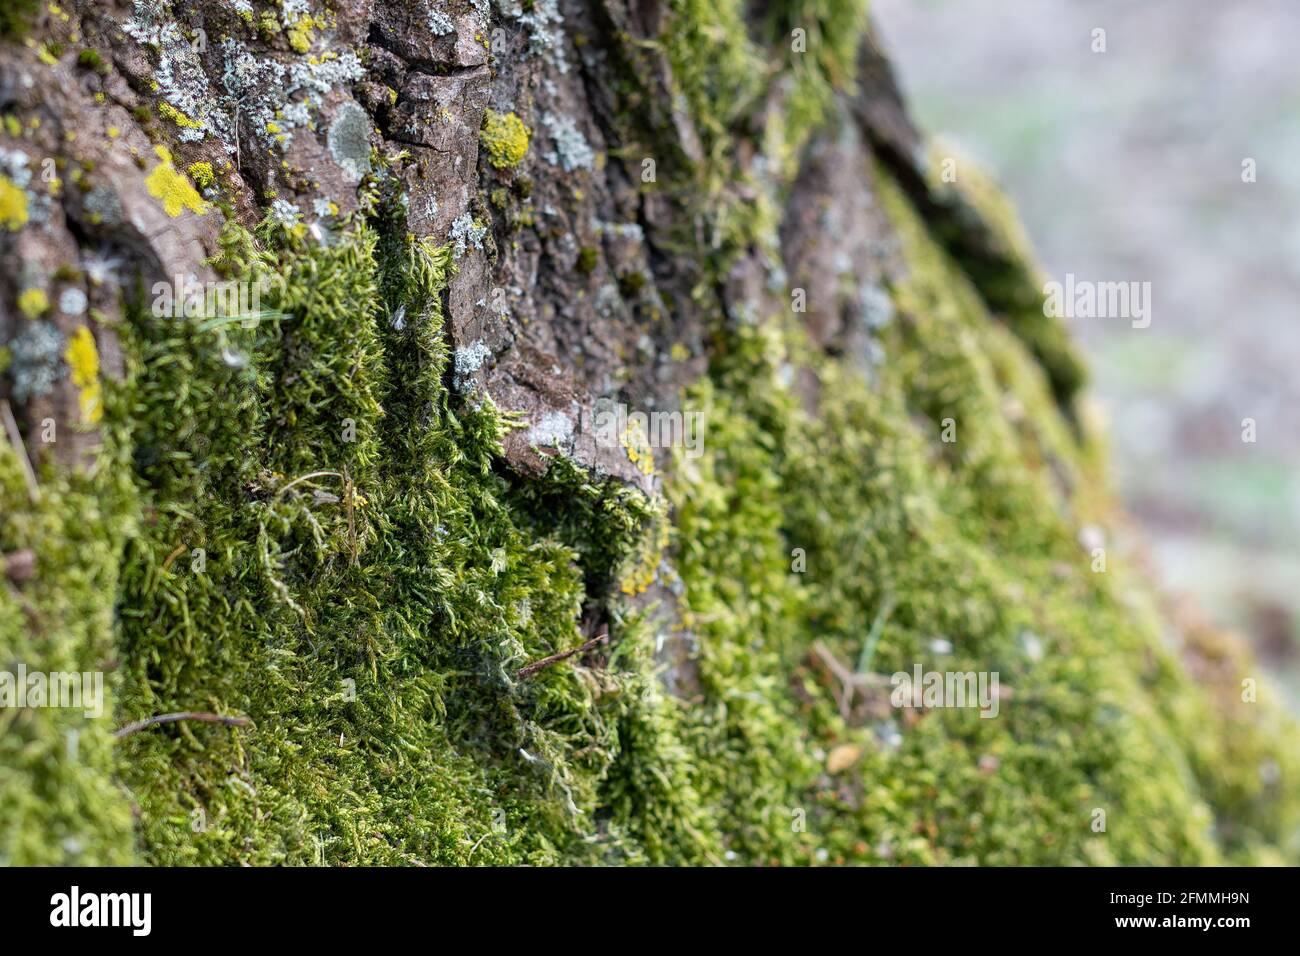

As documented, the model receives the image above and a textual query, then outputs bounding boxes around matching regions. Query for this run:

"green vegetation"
[0,0,39,41]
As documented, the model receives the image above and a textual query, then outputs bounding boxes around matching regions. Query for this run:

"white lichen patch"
[448,214,486,260]
[269,198,303,229]
[9,321,63,403]
[58,288,88,316]
[327,102,372,181]
[123,1,232,145]
[858,281,894,330]
[540,113,594,172]
[219,37,364,152]
[0,147,32,187]
[426,6,455,35]
[515,0,569,74]
[595,220,644,242]
[453,339,492,392]
[525,409,575,453]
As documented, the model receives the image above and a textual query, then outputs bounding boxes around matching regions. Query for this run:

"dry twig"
[113,711,251,739]
[517,630,609,680]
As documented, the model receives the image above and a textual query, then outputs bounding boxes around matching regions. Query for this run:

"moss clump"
[76,48,108,74]
[617,271,646,299]
[0,0,38,40]
[481,110,531,170]
[0,413,139,865]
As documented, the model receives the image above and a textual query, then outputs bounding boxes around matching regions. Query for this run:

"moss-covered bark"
[1,0,1296,866]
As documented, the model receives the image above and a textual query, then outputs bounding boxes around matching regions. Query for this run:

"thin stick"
[811,640,892,720]
[0,400,39,503]
[343,464,358,567]
[161,543,186,571]
[517,630,609,680]
[113,711,250,739]
[275,470,341,498]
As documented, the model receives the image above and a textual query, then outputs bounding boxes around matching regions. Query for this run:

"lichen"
[144,145,208,217]
[0,173,29,231]
[448,213,486,259]
[7,320,61,402]
[17,287,49,318]
[63,326,102,424]
[185,161,214,189]
[481,110,530,169]
[327,102,372,181]
[540,113,594,173]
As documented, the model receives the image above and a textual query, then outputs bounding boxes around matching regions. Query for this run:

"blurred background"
[874,0,1300,706]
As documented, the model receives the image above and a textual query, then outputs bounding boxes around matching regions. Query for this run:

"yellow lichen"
[64,325,102,423]
[0,174,29,231]
[158,102,204,130]
[619,510,670,597]
[622,417,656,477]
[287,25,312,53]
[481,110,531,170]
[17,287,48,317]
[186,161,214,189]
[144,146,208,218]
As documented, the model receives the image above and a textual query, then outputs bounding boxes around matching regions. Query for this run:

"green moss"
[616,270,646,299]
[76,48,108,74]
[0,0,38,40]
[0,415,139,864]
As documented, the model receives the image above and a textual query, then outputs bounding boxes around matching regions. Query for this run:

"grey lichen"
[426,6,455,36]
[453,339,492,392]
[8,320,63,403]
[525,409,575,453]
[540,113,594,172]
[516,0,568,74]
[58,288,88,316]
[327,102,373,181]
[269,198,303,229]
[448,213,486,259]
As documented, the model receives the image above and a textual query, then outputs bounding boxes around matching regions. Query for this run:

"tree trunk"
[0,0,1294,866]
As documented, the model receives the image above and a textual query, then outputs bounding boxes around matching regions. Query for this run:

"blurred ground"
[873,0,1300,704]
